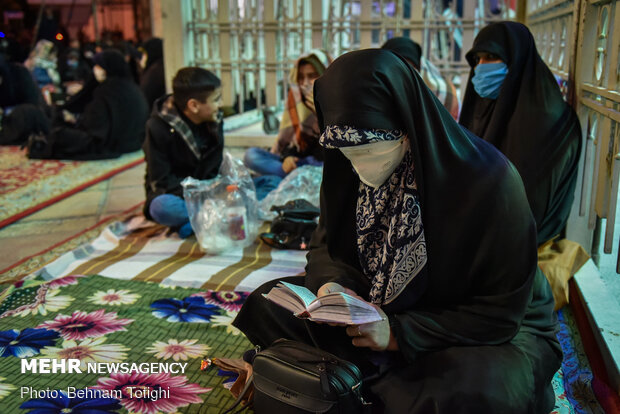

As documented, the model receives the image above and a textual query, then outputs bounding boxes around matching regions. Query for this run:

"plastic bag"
[258,165,323,220]
[182,152,259,253]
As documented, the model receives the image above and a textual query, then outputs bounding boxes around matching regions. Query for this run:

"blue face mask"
[471,62,508,99]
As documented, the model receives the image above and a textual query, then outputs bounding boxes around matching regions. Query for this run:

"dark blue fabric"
[149,194,193,238]
[253,175,282,200]
[244,147,323,178]
[244,147,285,177]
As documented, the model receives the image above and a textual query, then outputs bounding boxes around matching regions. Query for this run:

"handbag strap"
[222,373,254,414]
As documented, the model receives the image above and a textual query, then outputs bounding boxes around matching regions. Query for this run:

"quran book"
[262,281,383,325]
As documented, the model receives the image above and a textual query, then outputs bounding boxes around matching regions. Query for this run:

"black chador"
[234,49,561,414]
[460,21,582,245]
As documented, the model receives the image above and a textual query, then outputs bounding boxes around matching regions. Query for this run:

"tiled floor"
[0,147,250,273]
[0,163,147,272]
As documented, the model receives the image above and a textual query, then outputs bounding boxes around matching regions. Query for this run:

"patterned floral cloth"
[0,274,607,412]
[0,275,252,413]
[319,126,427,305]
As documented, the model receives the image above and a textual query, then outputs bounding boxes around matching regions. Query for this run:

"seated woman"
[0,54,47,145]
[138,37,166,110]
[233,49,561,413]
[243,50,331,179]
[459,22,582,246]
[28,49,149,160]
[57,44,92,86]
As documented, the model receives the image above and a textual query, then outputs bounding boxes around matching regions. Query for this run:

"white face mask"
[340,137,408,188]
[93,65,106,82]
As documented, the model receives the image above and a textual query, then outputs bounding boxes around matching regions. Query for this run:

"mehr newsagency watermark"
[18,358,188,401]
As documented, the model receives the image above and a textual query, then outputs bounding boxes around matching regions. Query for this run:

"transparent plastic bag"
[259,165,322,220]
[182,152,259,253]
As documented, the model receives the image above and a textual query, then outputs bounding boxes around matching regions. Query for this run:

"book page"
[262,281,383,325]
[314,292,377,312]
[307,292,383,324]
[279,281,317,309]
[261,290,304,314]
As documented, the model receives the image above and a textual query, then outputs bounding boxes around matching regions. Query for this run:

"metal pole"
[92,0,100,43]
[132,0,140,42]
[31,0,46,49]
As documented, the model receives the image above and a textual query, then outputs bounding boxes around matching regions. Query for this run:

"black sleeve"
[389,169,539,362]
[143,118,184,197]
[303,183,372,296]
[14,65,45,106]
[279,144,301,160]
[62,76,97,114]
[76,95,111,146]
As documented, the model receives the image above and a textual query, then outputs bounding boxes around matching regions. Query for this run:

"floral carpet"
[0,146,144,228]
[0,204,610,413]
[0,274,252,413]
[0,274,609,413]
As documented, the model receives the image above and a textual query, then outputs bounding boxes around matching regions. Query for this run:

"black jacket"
[143,94,224,219]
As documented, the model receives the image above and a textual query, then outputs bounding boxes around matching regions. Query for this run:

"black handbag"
[270,199,320,220]
[260,200,320,250]
[229,339,369,413]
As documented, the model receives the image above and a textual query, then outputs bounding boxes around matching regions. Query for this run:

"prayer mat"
[6,214,308,292]
[0,146,144,229]
[0,212,610,413]
[0,274,252,413]
[0,274,606,413]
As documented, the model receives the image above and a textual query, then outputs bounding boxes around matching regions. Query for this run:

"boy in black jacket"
[143,67,223,237]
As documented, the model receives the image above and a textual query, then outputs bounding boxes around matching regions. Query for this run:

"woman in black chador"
[233,49,561,413]
[459,21,581,246]
[139,37,165,110]
[29,49,149,160]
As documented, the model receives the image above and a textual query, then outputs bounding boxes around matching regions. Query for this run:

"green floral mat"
[0,274,251,413]
[0,275,604,413]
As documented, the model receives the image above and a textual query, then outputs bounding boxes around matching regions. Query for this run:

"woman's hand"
[62,110,77,124]
[317,283,398,350]
[345,304,399,352]
[282,156,299,173]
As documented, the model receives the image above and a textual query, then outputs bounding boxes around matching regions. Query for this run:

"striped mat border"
[27,215,308,292]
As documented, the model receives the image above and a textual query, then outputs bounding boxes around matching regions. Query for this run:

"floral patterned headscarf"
[320,125,427,305]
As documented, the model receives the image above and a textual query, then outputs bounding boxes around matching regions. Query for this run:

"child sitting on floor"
[143,67,224,238]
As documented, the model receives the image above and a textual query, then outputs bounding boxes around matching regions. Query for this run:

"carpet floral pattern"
[0,274,252,413]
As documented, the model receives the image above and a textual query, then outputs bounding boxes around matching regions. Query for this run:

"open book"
[262,281,383,325]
